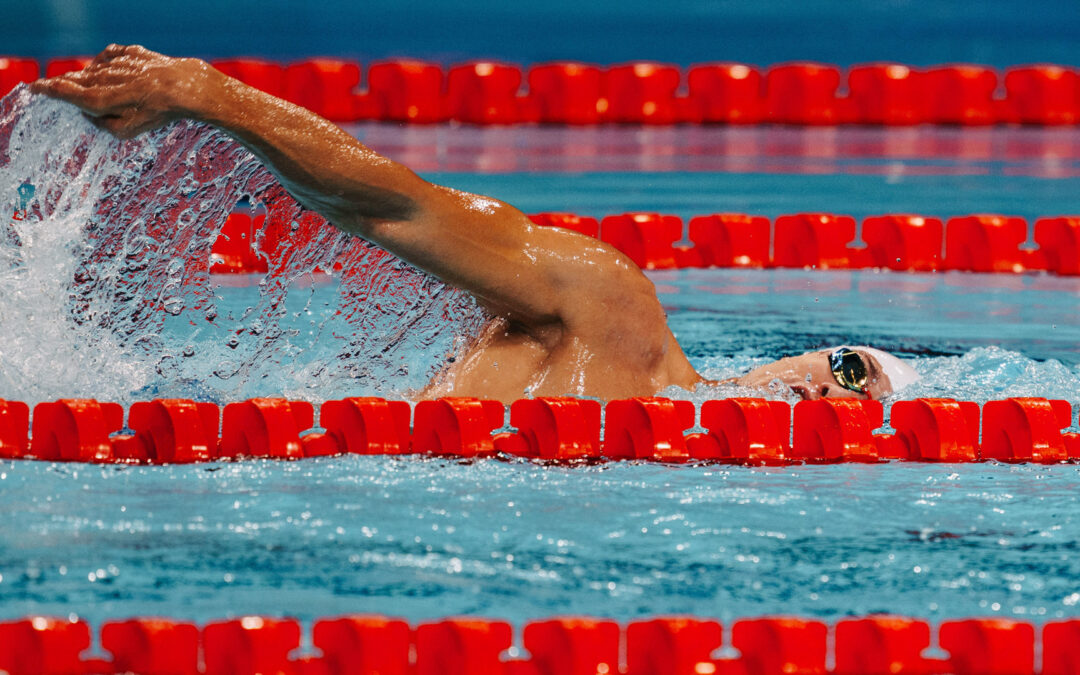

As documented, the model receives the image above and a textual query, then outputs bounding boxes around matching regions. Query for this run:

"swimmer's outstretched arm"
[31,45,666,347]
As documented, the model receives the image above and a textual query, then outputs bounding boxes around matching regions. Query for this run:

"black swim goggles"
[829,347,869,394]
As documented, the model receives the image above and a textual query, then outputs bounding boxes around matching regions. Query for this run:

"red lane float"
[205,210,1080,276]
[726,617,828,675]
[888,398,980,462]
[120,399,220,463]
[312,616,411,675]
[366,59,445,123]
[1034,216,1080,275]
[1043,620,1080,675]
[446,62,522,125]
[861,215,944,271]
[688,398,790,463]
[101,619,201,675]
[0,398,29,459]
[847,64,925,125]
[414,619,512,675]
[30,399,124,462]
[210,213,268,274]
[765,63,843,125]
[202,617,302,675]
[315,397,411,456]
[0,57,39,97]
[522,618,620,675]
[599,213,684,269]
[527,212,600,238]
[0,617,93,675]
[7,395,1080,465]
[687,63,764,124]
[1004,65,1080,125]
[220,398,314,459]
[18,56,1080,126]
[603,397,695,461]
[4,614,1080,674]
[412,397,504,457]
[937,618,1036,675]
[44,57,91,79]
[625,617,722,675]
[980,397,1078,462]
[924,65,999,125]
[834,616,932,675]
[792,399,885,463]
[601,63,682,124]
[494,397,602,460]
[686,214,771,268]
[284,58,364,122]
[773,213,868,269]
[527,62,603,124]
[944,215,1036,273]
[211,59,286,98]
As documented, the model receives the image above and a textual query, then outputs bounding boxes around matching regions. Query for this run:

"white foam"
[0,87,481,406]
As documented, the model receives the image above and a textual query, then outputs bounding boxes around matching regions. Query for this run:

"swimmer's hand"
[30,44,212,139]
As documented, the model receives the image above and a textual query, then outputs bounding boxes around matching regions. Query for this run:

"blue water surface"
[2,456,1080,626]
[2,107,1080,628]
[3,262,1080,626]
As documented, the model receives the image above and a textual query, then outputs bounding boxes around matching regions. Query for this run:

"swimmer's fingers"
[30,76,120,117]
[32,45,193,139]
[92,43,129,66]
[30,76,95,109]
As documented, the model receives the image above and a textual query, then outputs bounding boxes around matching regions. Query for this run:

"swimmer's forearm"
[34,45,622,329]
[177,61,430,233]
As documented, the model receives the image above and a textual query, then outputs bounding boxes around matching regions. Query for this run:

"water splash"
[0,87,483,405]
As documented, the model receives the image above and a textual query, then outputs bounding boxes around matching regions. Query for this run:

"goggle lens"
[830,348,869,393]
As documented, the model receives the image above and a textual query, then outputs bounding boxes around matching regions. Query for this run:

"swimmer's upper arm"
[32,46,661,340]
[184,62,648,333]
[363,181,661,335]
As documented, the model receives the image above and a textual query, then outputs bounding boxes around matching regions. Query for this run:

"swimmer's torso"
[420,314,701,403]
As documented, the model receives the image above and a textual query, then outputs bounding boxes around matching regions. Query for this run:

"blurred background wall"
[4,0,1079,66]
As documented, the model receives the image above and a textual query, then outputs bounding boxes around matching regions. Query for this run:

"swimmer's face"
[736,348,892,400]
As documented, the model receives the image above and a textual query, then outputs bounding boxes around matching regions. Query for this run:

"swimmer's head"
[735,346,919,400]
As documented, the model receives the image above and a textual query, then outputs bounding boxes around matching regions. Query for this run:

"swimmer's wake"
[0,86,481,406]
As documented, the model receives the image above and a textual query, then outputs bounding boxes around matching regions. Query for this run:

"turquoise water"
[3,267,1080,627]
[2,92,1080,627]
[3,451,1080,626]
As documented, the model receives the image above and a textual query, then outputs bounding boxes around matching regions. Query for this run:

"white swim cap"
[855,346,920,393]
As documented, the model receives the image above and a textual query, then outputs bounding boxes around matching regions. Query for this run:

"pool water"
[3,450,1080,627]
[2,89,1080,629]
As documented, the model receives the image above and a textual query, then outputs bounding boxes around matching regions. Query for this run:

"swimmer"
[31,45,919,403]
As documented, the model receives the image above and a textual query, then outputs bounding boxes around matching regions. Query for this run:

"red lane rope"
[10,57,1080,126]
[208,211,1080,275]
[1,396,1077,465]
[0,613,1068,674]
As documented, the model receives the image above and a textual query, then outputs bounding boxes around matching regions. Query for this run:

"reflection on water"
[353,123,1080,177]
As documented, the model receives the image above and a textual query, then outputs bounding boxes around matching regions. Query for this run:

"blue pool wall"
[5,0,1080,68]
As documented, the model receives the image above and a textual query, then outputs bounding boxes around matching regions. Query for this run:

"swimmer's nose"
[789,383,820,400]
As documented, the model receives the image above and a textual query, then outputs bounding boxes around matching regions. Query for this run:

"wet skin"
[32,45,892,403]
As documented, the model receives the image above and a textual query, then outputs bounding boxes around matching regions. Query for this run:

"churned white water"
[0,87,480,406]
